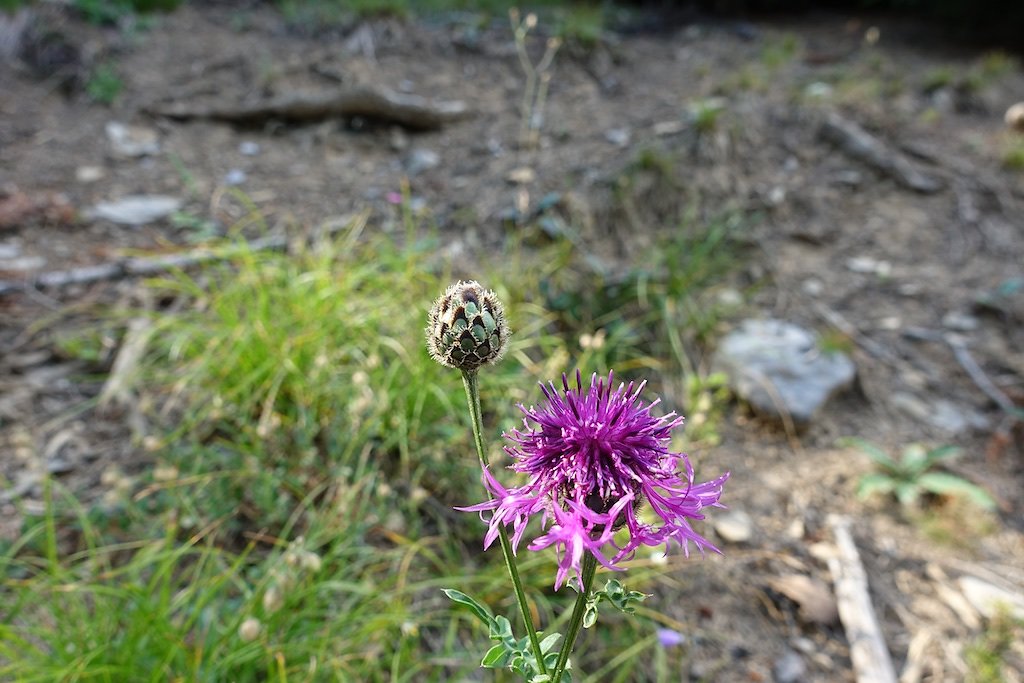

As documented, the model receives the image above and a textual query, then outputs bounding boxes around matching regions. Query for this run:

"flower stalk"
[551,552,598,682]
[461,369,547,676]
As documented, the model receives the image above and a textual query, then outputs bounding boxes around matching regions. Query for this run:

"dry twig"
[826,515,897,683]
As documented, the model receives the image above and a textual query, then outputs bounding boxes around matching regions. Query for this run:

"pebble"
[801,278,824,297]
[238,140,261,156]
[75,165,105,183]
[223,168,247,186]
[605,127,630,147]
[405,148,440,175]
[804,81,833,99]
[714,509,753,543]
[90,196,182,226]
[1005,102,1024,133]
[942,311,979,332]
[506,167,536,184]
[105,121,160,158]
[773,649,807,683]
[846,256,892,277]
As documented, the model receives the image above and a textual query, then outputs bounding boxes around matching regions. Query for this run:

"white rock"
[90,196,182,226]
[958,576,1024,620]
[714,509,753,543]
[105,121,160,158]
[75,166,105,183]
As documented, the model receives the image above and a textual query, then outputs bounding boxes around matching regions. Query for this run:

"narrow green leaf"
[441,588,494,627]
[917,472,997,510]
[857,473,898,499]
[922,445,960,467]
[839,437,897,469]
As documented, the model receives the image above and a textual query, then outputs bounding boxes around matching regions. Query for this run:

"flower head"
[460,371,728,589]
[426,280,509,372]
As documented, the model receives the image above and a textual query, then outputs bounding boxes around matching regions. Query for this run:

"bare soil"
[2,3,1023,681]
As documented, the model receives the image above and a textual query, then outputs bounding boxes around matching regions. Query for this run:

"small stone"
[224,169,247,186]
[804,81,833,99]
[238,141,261,156]
[769,574,839,625]
[105,121,160,158]
[716,288,743,308]
[846,256,892,276]
[773,649,807,683]
[0,242,20,259]
[75,166,105,183]
[958,576,1024,620]
[653,120,685,136]
[389,127,409,152]
[405,148,440,175]
[942,311,979,332]
[714,509,753,543]
[47,458,74,474]
[605,127,630,147]
[712,319,856,425]
[1005,102,1024,133]
[801,278,824,297]
[506,167,536,184]
[90,196,182,226]
[767,186,786,206]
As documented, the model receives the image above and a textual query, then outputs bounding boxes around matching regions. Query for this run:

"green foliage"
[844,439,997,511]
[964,609,1023,683]
[74,0,180,24]
[582,579,649,629]
[135,217,519,534]
[688,98,725,134]
[679,371,730,447]
[442,589,565,681]
[1003,139,1024,172]
[86,62,123,104]
[760,33,800,70]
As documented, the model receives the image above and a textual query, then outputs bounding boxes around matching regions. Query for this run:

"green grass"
[86,63,123,105]
[4,207,739,680]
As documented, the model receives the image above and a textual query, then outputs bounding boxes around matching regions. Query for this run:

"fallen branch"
[1,213,372,297]
[820,113,943,194]
[0,232,285,296]
[826,515,897,683]
[147,86,472,131]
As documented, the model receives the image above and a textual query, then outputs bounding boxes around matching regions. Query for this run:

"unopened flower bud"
[427,281,510,371]
[239,617,262,642]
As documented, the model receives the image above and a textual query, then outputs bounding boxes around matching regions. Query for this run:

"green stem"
[461,370,547,676]
[551,552,598,682]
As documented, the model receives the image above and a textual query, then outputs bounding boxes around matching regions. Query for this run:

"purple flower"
[460,371,729,590]
[656,628,686,647]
